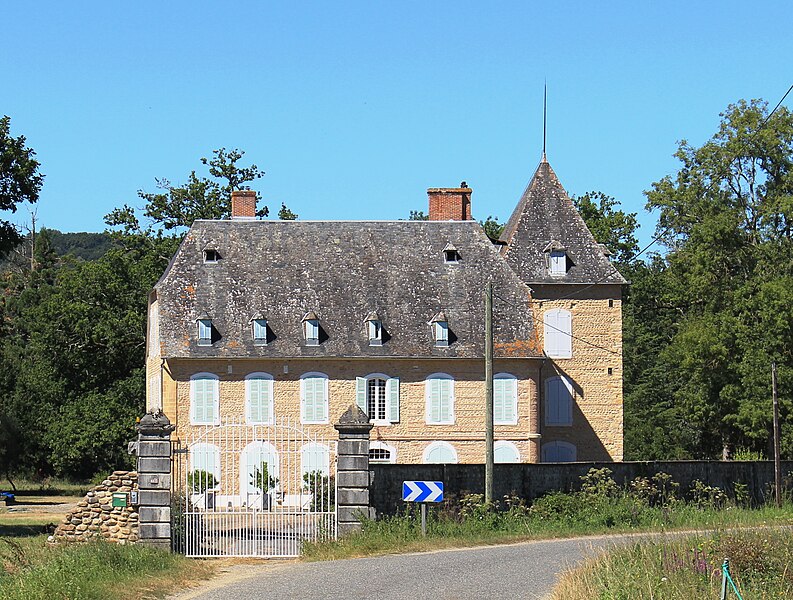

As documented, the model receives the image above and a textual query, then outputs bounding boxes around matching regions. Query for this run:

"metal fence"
[174,417,337,557]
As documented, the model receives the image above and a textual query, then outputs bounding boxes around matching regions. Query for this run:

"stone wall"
[52,471,139,544]
[532,284,624,461]
[370,460,793,516]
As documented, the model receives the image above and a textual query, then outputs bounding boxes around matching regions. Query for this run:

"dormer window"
[430,312,449,347]
[197,318,213,346]
[203,249,220,263]
[302,312,320,346]
[365,312,382,346]
[251,318,267,346]
[549,250,567,275]
[544,240,568,276]
[443,242,460,264]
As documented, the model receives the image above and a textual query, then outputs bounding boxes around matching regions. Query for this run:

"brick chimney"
[427,183,472,221]
[231,190,256,220]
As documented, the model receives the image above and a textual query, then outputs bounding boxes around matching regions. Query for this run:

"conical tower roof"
[498,157,626,285]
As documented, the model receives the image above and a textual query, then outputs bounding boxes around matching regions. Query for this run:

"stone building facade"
[145,155,625,496]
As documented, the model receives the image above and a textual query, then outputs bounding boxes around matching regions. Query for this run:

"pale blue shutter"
[558,310,572,357]
[429,379,441,422]
[387,377,400,423]
[493,379,505,423]
[504,378,516,423]
[439,379,451,422]
[303,378,314,422]
[356,377,367,414]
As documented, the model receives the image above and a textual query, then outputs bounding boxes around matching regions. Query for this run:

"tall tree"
[0,116,44,256]
[645,99,793,458]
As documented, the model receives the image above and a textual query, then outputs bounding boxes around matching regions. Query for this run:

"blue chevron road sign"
[402,481,444,502]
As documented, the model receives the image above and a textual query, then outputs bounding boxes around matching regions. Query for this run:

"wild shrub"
[689,479,727,509]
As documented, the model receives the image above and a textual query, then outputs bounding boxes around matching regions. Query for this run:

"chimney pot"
[231,190,257,220]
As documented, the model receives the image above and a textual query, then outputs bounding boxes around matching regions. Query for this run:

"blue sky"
[2,1,791,248]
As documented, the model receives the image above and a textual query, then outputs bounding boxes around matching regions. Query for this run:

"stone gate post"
[135,410,174,550]
[334,405,374,535]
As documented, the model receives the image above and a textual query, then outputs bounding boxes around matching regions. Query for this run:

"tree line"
[0,99,790,482]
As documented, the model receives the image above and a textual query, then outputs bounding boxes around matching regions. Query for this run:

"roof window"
[251,317,268,346]
[203,249,220,263]
[365,311,383,346]
[430,311,449,347]
[196,316,214,346]
[443,242,460,264]
[302,312,320,346]
[543,240,568,276]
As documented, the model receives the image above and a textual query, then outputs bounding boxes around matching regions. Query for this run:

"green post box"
[111,492,128,508]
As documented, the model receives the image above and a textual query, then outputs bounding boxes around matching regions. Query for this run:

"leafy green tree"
[0,116,44,256]
[573,191,640,269]
[277,203,298,220]
[644,99,793,459]
[408,210,429,221]
[480,216,504,241]
[250,462,278,492]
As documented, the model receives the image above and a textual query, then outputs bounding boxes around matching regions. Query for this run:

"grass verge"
[551,529,793,599]
[0,536,213,600]
[303,503,793,561]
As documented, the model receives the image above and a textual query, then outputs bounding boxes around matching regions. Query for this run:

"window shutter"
[493,379,504,423]
[430,379,441,423]
[303,378,315,421]
[356,377,367,414]
[558,310,572,357]
[387,377,400,423]
[439,379,451,422]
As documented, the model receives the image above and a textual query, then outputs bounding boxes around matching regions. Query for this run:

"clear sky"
[2,1,791,248]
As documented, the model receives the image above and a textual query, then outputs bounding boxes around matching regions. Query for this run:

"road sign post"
[403,481,444,537]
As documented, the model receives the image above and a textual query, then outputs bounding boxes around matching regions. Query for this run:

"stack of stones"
[52,470,140,544]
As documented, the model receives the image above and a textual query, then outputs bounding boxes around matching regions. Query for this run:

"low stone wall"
[370,461,793,517]
[52,471,139,544]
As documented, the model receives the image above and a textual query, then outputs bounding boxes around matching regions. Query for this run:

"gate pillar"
[135,410,174,550]
[334,405,374,536]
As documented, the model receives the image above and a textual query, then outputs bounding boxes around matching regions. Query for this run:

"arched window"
[425,373,455,424]
[541,441,577,463]
[300,372,329,424]
[544,308,572,358]
[423,441,458,464]
[301,442,330,477]
[189,443,220,489]
[246,372,274,424]
[369,441,397,464]
[356,373,400,424]
[240,441,279,500]
[190,373,219,425]
[545,376,573,426]
[494,441,520,463]
[493,373,518,425]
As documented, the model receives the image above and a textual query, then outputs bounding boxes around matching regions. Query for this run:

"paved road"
[176,534,629,600]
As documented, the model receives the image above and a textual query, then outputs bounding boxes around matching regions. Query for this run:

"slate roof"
[155,220,541,359]
[498,158,627,285]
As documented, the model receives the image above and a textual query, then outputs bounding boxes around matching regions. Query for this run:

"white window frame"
[304,319,320,346]
[494,440,521,463]
[197,319,213,346]
[245,372,274,425]
[203,249,219,264]
[493,373,518,425]
[422,441,458,464]
[543,308,572,358]
[369,441,397,464]
[300,372,329,424]
[545,376,574,426]
[189,442,221,488]
[425,373,455,425]
[240,441,280,497]
[252,319,267,345]
[301,442,330,477]
[549,250,567,275]
[542,441,577,463]
[190,372,220,425]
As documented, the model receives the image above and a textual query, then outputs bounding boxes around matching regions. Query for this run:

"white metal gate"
[174,418,337,557]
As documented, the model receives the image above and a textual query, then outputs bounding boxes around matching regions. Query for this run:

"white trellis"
[174,417,337,558]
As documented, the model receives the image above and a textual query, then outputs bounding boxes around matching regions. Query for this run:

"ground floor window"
[423,441,458,464]
[541,441,576,462]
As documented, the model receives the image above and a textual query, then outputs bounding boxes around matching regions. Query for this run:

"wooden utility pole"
[772,361,782,508]
[485,281,494,504]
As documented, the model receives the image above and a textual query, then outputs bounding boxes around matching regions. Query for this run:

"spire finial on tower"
[542,81,547,163]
